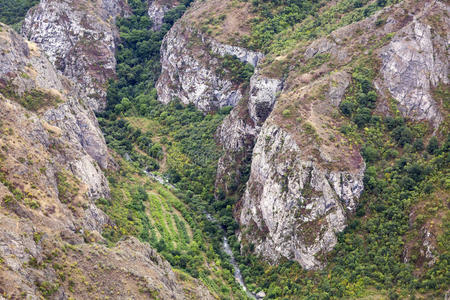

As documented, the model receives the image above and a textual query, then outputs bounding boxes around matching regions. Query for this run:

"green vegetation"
[56,171,79,204]
[235,60,449,298]
[0,0,446,298]
[339,63,378,128]
[99,0,450,298]
[218,54,255,86]
[245,0,400,53]
[0,0,38,30]
[35,280,59,298]
[0,169,25,203]
[0,83,62,111]
[98,163,201,274]
[98,1,250,298]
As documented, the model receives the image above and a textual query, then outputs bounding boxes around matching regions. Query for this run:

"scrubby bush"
[354,108,372,128]
[339,100,354,117]
[427,136,439,154]
[413,138,424,152]
[362,145,379,163]
[392,125,413,146]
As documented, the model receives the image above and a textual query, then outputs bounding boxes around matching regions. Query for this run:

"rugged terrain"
[0,0,449,298]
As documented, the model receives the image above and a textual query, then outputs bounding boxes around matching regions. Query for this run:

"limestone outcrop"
[380,17,448,127]
[148,0,179,30]
[22,0,130,111]
[239,123,364,269]
[157,23,263,112]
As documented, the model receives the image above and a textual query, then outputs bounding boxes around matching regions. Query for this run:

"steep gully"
[148,170,260,298]
[204,212,259,299]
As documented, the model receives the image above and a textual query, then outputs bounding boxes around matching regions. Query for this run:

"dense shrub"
[427,136,440,154]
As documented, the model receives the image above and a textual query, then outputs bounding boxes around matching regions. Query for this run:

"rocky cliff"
[240,0,448,269]
[157,21,263,111]
[379,4,448,128]
[0,22,110,201]
[0,19,212,300]
[156,1,279,196]
[148,0,179,30]
[214,70,283,196]
[1,0,448,296]
[155,0,448,270]
[22,0,131,111]
[239,122,364,269]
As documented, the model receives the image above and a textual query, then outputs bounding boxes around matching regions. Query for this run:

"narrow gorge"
[0,0,448,299]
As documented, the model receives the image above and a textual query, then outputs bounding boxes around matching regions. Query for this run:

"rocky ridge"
[239,122,364,268]
[0,22,110,200]
[239,0,448,268]
[157,22,264,112]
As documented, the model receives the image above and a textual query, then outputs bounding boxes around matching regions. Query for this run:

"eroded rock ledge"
[22,0,131,111]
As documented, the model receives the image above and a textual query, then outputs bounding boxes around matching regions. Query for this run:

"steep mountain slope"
[0,18,214,300]
[239,0,448,269]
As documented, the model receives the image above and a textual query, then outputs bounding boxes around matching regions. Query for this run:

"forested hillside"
[0,0,38,29]
[0,0,448,299]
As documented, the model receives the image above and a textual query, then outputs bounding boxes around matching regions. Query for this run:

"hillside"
[0,0,448,299]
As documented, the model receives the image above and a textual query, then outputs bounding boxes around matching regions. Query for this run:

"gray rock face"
[239,123,364,269]
[248,72,283,125]
[22,0,130,111]
[157,24,241,111]
[328,71,351,107]
[157,23,263,112]
[380,19,447,127]
[101,0,131,20]
[216,71,282,153]
[209,39,264,68]
[43,97,109,170]
[148,0,178,30]
[215,71,283,194]
[0,96,110,231]
[216,106,257,153]
[214,104,257,194]
[0,25,64,94]
[1,23,109,198]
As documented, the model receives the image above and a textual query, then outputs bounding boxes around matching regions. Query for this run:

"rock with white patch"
[380,19,448,127]
[239,123,364,269]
